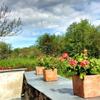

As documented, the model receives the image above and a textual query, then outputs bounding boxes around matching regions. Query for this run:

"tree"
[36,19,100,58]
[37,33,63,55]
[0,42,11,59]
[37,33,53,55]
[65,19,100,57]
[0,4,21,37]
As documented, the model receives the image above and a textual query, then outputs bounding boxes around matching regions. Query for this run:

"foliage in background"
[0,19,100,59]
[37,33,63,55]
[0,42,11,59]
[64,19,100,57]
[37,19,100,58]
[11,46,43,58]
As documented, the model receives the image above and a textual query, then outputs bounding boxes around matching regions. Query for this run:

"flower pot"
[72,75,100,98]
[36,66,45,75]
[43,69,58,81]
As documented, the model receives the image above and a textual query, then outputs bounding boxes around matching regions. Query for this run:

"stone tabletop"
[25,71,100,100]
[0,68,27,73]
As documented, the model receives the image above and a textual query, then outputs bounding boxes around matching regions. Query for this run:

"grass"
[0,58,37,70]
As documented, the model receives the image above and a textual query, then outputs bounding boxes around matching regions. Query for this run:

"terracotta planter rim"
[73,74,100,78]
[36,66,44,67]
[44,68,57,71]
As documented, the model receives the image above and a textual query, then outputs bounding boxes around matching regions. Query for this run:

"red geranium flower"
[62,52,69,59]
[80,60,89,67]
[69,59,78,67]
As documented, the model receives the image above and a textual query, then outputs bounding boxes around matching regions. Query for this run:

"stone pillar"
[0,70,25,100]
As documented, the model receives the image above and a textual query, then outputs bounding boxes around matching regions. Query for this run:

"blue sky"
[0,0,100,48]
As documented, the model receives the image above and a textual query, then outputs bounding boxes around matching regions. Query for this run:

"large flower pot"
[36,66,44,75]
[43,69,58,81]
[72,75,100,98]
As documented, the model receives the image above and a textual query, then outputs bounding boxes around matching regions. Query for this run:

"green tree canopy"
[64,19,100,57]
[37,33,64,55]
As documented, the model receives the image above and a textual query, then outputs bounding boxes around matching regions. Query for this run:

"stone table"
[24,71,100,100]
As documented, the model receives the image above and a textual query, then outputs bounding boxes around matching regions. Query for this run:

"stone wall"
[24,77,51,100]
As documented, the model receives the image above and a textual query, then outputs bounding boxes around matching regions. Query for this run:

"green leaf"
[79,73,86,79]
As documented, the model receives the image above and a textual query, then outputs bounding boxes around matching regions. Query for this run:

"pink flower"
[80,60,89,67]
[69,59,78,67]
[62,52,69,59]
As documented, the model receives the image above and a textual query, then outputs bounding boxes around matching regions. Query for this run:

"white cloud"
[0,0,100,48]
[3,0,100,30]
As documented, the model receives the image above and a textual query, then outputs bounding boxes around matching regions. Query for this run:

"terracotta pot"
[43,69,58,81]
[72,75,100,98]
[36,66,45,75]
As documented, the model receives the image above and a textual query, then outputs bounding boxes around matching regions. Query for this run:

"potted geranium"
[43,57,58,81]
[68,53,100,98]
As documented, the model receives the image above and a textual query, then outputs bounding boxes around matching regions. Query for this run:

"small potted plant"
[43,67,58,82]
[67,53,100,98]
[35,58,45,75]
[43,57,58,81]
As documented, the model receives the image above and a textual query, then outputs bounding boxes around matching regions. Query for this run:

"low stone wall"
[24,78,50,100]
[0,69,25,100]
